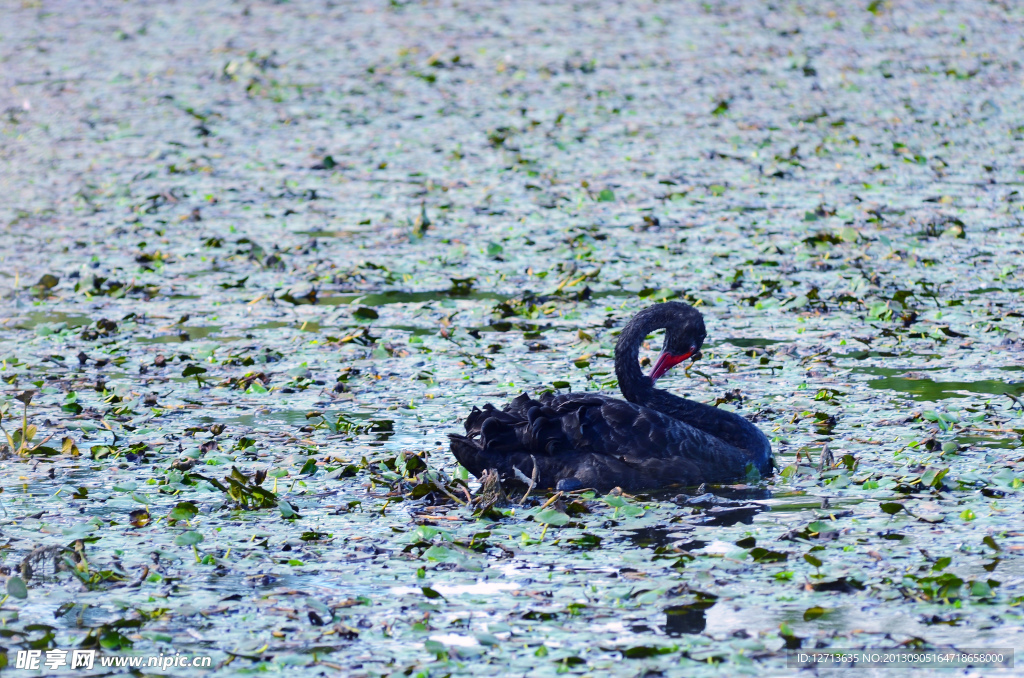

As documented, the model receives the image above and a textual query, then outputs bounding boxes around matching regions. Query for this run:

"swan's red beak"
[649,349,695,383]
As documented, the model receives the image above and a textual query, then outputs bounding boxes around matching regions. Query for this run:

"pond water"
[1,1,1023,676]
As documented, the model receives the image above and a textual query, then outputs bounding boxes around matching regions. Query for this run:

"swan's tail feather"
[448,433,488,477]
[448,433,539,487]
[448,393,569,486]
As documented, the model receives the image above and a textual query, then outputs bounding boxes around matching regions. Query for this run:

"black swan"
[449,302,773,493]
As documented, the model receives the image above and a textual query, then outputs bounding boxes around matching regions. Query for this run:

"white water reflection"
[390,580,520,596]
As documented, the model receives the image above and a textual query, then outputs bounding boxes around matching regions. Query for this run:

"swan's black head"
[647,302,706,382]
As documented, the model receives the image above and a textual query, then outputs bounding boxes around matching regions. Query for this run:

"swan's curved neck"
[614,309,663,404]
[614,308,769,458]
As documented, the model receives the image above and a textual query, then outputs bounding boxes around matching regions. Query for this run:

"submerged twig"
[818,444,834,472]
[519,455,539,504]
[432,479,467,506]
[538,491,563,510]
[20,545,66,580]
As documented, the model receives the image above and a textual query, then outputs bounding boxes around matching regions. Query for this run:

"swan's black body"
[448,302,773,493]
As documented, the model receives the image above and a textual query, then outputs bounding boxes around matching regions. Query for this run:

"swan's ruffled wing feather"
[449,391,767,493]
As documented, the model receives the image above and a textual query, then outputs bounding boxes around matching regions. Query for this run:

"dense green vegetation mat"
[1,1,1023,675]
